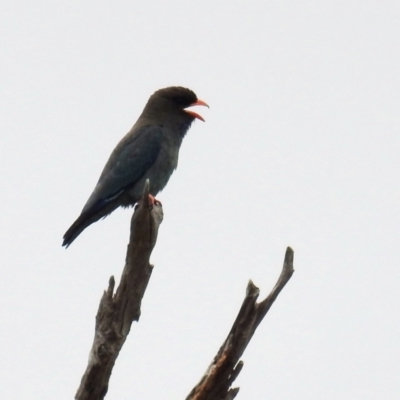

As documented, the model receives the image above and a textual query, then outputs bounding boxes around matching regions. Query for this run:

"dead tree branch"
[186,247,294,400]
[75,180,163,400]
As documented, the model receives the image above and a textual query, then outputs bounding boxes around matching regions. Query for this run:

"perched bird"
[62,86,208,247]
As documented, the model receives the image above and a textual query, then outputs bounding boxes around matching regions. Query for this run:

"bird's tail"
[62,201,117,247]
[62,212,95,248]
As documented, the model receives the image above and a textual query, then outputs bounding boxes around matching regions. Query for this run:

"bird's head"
[143,86,209,125]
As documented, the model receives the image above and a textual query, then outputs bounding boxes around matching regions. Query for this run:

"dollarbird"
[62,86,208,247]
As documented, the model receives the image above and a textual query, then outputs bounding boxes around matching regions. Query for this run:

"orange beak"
[184,99,209,122]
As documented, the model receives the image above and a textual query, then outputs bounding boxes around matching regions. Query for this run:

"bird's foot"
[148,194,162,208]
[135,194,162,211]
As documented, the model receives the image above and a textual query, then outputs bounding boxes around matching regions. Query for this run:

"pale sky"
[1,1,399,399]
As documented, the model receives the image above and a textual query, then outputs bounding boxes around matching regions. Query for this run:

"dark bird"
[62,86,208,247]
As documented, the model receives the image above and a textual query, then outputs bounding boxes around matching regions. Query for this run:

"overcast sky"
[1,1,399,399]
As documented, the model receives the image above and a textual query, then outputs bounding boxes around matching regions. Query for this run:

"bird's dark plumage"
[63,86,208,247]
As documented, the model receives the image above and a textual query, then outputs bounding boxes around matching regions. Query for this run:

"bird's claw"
[136,194,162,211]
[148,194,162,209]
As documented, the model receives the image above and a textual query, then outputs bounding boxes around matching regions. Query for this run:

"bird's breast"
[128,134,181,200]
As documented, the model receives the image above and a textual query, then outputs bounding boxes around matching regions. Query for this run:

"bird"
[62,86,208,247]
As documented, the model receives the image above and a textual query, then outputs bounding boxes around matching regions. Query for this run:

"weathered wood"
[74,179,294,399]
[186,247,294,400]
[75,180,163,400]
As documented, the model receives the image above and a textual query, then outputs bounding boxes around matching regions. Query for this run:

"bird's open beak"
[184,99,209,122]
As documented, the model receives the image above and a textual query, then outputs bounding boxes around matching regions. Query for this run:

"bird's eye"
[173,96,188,106]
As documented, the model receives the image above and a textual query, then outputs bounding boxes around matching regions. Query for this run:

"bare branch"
[186,247,294,400]
[75,180,163,400]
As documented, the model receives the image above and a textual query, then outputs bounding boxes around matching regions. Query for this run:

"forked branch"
[75,180,163,400]
[186,247,294,400]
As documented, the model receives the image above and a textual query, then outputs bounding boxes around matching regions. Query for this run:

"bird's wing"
[82,125,163,214]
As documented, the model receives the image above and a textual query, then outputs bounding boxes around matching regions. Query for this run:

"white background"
[1,1,399,399]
